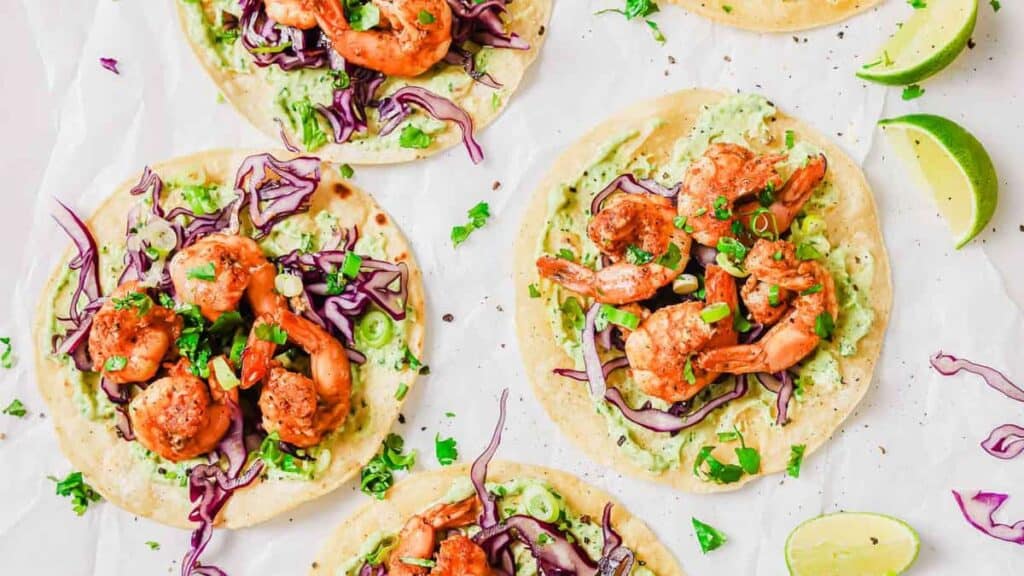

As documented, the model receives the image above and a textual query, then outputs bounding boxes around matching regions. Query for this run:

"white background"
[2,0,1023,573]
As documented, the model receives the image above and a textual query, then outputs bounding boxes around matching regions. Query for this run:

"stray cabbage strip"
[981,424,1024,460]
[952,490,1024,545]
[929,352,1024,402]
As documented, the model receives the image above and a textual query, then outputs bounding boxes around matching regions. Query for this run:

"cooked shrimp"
[88,281,181,385]
[312,0,452,77]
[698,240,838,374]
[740,276,792,326]
[129,358,236,462]
[625,265,738,402]
[537,193,692,305]
[265,0,318,29]
[677,143,785,247]
[248,310,352,446]
[387,497,484,576]
[169,234,283,321]
[737,154,827,237]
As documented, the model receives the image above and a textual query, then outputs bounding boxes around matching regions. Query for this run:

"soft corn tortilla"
[176,0,552,164]
[671,0,882,32]
[309,461,685,575]
[33,149,427,528]
[513,89,892,492]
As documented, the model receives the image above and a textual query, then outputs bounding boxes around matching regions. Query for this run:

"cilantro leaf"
[255,323,288,345]
[451,202,491,247]
[0,336,13,369]
[2,398,27,418]
[399,124,432,149]
[901,84,925,100]
[787,444,807,478]
[435,434,459,466]
[186,262,216,281]
[49,471,102,516]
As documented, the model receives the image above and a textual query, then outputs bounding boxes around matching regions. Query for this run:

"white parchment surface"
[1,0,1022,573]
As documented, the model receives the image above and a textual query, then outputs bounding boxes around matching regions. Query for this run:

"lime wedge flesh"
[857,0,977,85]
[786,512,920,576]
[879,114,998,248]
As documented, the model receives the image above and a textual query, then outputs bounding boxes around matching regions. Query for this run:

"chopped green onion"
[787,444,807,478]
[784,129,795,149]
[599,304,640,330]
[528,284,541,298]
[341,252,363,278]
[768,285,781,307]
[522,484,562,523]
[672,274,700,295]
[104,356,128,372]
[814,312,835,339]
[186,262,216,281]
[356,310,395,349]
[395,382,409,400]
[683,356,696,385]
[801,284,823,295]
[700,302,731,323]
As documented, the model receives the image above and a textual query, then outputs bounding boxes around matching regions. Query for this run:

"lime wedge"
[786,512,920,576]
[857,0,977,85]
[879,114,998,248]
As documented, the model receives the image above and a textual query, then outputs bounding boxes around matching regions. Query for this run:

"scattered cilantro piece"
[787,444,807,478]
[145,541,161,551]
[2,398,27,418]
[626,244,654,265]
[417,9,435,23]
[398,345,428,374]
[528,284,541,298]
[734,430,761,475]
[49,471,102,516]
[339,164,355,179]
[361,434,417,499]
[255,323,288,345]
[784,130,795,149]
[901,84,925,100]
[0,337,13,369]
[399,125,432,149]
[907,0,926,8]
[451,202,491,247]
[657,242,683,269]
[435,434,459,466]
[181,184,220,215]
[346,0,381,32]
[693,446,744,484]
[692,517,727,553]
[258,432,304,475]
[795,242,822,261]
[289,96,329,151]
[112,292,153,316]
[645,19,665,43]
[990,0,1000,11]
[556,248,576,262]
[722,4,733,12]
[683,356,697,385]
[395,382,409,400]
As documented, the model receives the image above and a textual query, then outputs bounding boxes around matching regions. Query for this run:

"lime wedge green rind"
[786,512,921,576]
[857,0,978,86]
[879,114,998,249]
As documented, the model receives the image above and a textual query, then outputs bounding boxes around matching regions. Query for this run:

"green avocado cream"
[337,477,655,576]
[534,93,876,474]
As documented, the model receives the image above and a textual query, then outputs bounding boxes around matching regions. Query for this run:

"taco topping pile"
[340,390,650,576]
[534,94,877,478]
[182,0,535,163]
[50,152,414,575]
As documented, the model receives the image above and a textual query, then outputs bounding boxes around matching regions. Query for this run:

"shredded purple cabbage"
[51,201,104,370]
[754,371,795,425]
[378,86,484,164]
[591,174,681,215]
[181,402,264,576]
[930,352,1024,403]
[981,424,1024,460]
[233,153,321,237]
[99,57,119,74]
[952,490,1024,545]
[597,503,635,576]
[238,0,329,70]
[317,65,385,145]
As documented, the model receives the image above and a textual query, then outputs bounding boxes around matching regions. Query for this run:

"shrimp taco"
[34,149,426,572]
[311,391,684,576]
[176,0,551,165]
[514,89,891,492]
[669,0,881,32]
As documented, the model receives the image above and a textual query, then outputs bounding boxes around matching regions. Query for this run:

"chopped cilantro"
[112,292,153,316]
[556,248,576,262]
[907,0,926,7]
[795,242,822,261]
[339,164,354,179]
[417,9,435,23]
[784,130,795,149]
[346,0,381,31]
[712,195,732,220]
[435,434,459,466]
[2,398,27,418]
[683,356,696,385]
[145,541,161,551]
[787,444,807,478]
[49,471,102,516]
[361,434,417,499]
[814,312,835,340]
[722,4,733,12]
[181,183,220,215]
[901,84,925,100]
[395,382,409,400]
[0,337,13,369]
[528,284,541,298]
[626,244,654,265]
[255,323,288,345]
[451,202,491,247]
